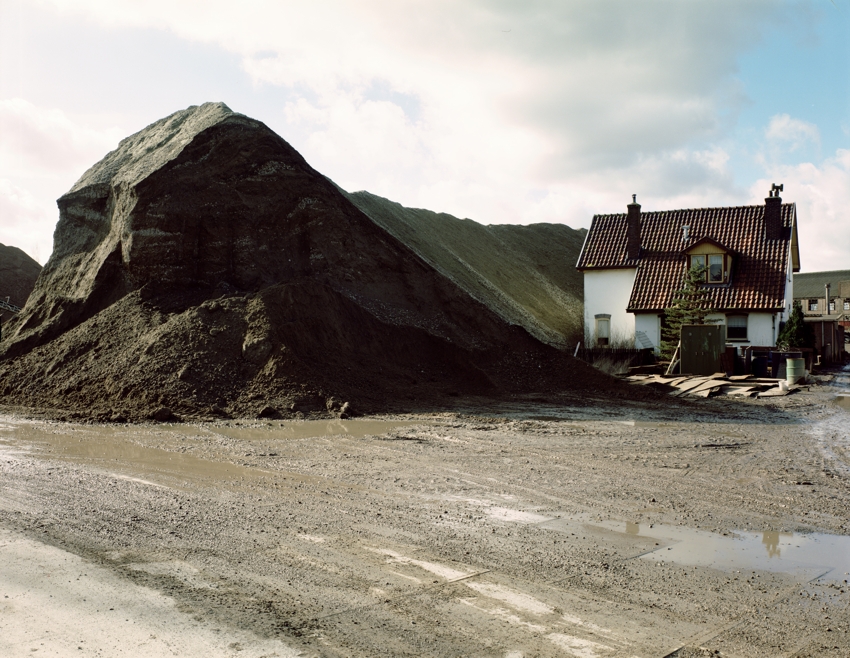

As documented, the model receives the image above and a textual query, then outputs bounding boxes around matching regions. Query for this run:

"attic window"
[808,299,818,311]
[688,253,728,283]
[708,255,723,282]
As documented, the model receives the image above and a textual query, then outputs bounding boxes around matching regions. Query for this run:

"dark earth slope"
[345,191,586,347]
[0,243,41,324]
[0,102,616,421]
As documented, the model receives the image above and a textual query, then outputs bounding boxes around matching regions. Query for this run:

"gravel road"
[2,368,849,657]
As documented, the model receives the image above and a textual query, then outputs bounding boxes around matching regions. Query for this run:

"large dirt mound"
[345,191,585,346]
[0,243,41,324]
[0,102,616,421]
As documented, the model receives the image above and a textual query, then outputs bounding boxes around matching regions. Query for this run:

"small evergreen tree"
[659,266,718,360]
[776,301,816,351]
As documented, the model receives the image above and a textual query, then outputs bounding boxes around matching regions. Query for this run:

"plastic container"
[786,357,806,384]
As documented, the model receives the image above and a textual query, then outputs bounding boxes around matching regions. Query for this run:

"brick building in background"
[793,269,850,361]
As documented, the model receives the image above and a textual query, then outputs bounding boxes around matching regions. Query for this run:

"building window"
[829,300,836,312]
[689,254,727,283]
[594,314,611,347]
[726,315,748,341]
[690,255,705,272]
[844,299,850,311]
[708,254,723,282]
[809,299,818,311]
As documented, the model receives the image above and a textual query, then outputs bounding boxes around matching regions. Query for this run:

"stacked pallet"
[623,373,799,398]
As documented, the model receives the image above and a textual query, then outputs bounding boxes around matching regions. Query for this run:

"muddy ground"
[1,367,849,657]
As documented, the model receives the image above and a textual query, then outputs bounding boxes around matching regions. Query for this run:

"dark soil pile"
[0,102,620,421]
[0,243,41,324]
[345,191,586,347]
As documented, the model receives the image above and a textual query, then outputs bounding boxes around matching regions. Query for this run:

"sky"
[0,0,848,271]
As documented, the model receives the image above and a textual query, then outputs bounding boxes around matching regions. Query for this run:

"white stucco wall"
[748,313,776,346]
[702,312,777,347]
[583,269,636,346]
[634,313,661,351]
[783,244,794,321]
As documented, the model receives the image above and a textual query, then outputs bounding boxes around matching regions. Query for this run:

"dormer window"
[685,238,732,284]
[708,254,723,282]
[688,253,728,283]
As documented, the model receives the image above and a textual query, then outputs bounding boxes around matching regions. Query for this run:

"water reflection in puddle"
[597,520,850,582]
[209,419,421,441]
[1,429,276,491]
[0,417,420,491]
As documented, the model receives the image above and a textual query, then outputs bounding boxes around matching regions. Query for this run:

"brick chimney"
[765,183,784,240]
[627,194,641,261]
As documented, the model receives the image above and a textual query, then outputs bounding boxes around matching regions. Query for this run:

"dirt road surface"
[2,367,849,657]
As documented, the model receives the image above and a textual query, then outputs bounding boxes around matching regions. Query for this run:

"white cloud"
[7,0,838,276]
[765,113,820,151]
[0,178,53,262]
[36,1,784,218]
[750,149,850,272]
[0,98,124,263]
[0,98,122,173]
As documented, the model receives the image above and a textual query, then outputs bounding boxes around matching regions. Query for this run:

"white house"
[576,187,800,351]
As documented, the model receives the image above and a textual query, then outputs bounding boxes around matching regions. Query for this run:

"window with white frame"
[726,315,747,341]
[844,299,850,311]
[829,300,836,312]
[809,299,818,311]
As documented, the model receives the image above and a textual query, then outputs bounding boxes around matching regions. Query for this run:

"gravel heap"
[0,102,617,421]
[344,190,586,347]
[0,243,41,324]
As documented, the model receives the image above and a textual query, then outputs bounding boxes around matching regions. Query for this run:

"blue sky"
[0,0,848,270]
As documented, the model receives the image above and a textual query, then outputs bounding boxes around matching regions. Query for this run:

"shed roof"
[793,270,850,298]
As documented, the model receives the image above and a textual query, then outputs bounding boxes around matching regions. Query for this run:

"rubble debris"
[624,373,801,398]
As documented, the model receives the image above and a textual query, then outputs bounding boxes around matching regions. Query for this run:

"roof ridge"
[592,201,796,218]
[795,269,850,276]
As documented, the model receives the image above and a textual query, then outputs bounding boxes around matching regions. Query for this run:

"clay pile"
[344,190,586,347]
[0,243,41,323]
[0,102,615,421]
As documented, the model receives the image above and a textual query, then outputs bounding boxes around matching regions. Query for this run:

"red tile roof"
[576,203,797,312]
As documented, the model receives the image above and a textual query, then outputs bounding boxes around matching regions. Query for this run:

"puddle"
[485,506,552,525]
[208,419,423,441]
[0,416,425,491]
[0,419,280,491]
[832,393,850,411]
[595,520,850,582]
